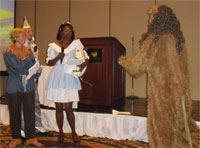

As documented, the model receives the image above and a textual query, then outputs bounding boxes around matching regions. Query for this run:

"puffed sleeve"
[46,44,57,64]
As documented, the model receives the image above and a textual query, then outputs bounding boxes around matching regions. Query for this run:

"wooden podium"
[78,37,126,112]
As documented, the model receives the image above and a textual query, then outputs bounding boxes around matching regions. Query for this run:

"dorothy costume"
[46,39,88,108]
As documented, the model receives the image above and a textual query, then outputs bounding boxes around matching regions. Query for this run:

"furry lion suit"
[118,5,200,148]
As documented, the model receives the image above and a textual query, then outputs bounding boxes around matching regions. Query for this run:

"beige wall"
[15,0,35,30]
[35,0,70,64]
[71,0,110,38]
[111,0,154,99]
[15,0,199,100]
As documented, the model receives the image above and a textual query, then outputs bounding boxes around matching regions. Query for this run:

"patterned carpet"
[0,124,148,148]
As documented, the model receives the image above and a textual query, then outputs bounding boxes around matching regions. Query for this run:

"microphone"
[60,47,65,63]
[33,46,38,52]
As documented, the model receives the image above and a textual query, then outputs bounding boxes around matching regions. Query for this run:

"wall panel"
[111,0,154,98]
[71,0,110,38]
[36,0,70,65]
[15,0,35,29]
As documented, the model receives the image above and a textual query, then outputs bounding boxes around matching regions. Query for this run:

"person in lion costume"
[118,5,200,148]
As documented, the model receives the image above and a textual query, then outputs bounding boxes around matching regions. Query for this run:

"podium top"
[80,37,126,51]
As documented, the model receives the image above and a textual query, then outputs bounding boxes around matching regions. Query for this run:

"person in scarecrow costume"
[3,28,42,148]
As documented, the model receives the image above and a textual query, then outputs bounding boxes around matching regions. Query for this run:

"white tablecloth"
[38,65,55,108]
[41,109,148,142]
[1,104,200,143]
[0,104,148,142]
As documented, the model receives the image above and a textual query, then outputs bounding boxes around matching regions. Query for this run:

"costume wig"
[140,5,184,53]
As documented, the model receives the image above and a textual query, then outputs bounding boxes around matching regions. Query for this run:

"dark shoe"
[36,131,52,137]
[72,133,80,145]
[58,133,64,143]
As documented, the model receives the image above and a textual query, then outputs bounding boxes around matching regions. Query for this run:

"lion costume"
[118,5,200,148]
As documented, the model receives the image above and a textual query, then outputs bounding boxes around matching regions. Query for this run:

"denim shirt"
[4,50,41,94]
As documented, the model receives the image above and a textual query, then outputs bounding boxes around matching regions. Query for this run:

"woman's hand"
[58,52,65,59]
[48,52,65,66]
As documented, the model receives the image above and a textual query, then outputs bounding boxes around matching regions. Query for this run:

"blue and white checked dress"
[46,39,88,108]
